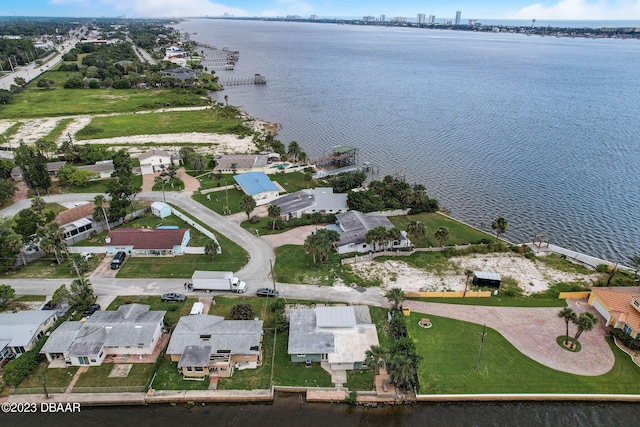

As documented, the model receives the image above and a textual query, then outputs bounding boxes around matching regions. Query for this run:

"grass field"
[75,109,252,140]
[40,118,73,143]
[152,356,209,391]
[272,331,332,388]
[389,213,496,248]
[73,363,155,390]
[0,83,210,118]
[17,360,78,391]
[2,254,105,279]
[409,313,640,394]
[192,186,245,216]
[217,332,274,390]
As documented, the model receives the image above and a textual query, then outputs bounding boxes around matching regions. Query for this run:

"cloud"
[260,0,314,17]
[52,0,247,17]
[508,0,640,20]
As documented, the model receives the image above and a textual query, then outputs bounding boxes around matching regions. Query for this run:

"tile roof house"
[233,172,281,201]
[288,306,378,371]
[0,310,58,363]
[333,210,411,254]
[166,315,264,378]
[54,202,103,244]
[588,287,640,339]
[41,304,165,366]
[104,228,190,256]
[271,187,348,219]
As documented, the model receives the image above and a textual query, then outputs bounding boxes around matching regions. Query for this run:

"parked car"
[82,303,101,318]
[110,251,126,269]
[256,288,279,298]
[42,300,55,310]
[161,293,186,302]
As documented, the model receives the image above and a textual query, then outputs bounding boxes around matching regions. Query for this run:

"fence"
[340,244,493,265]
[169,205,221,254]
[71,385,147,393]
[558,291,592,299]
[11,387,67,395]
[405,291,492,299]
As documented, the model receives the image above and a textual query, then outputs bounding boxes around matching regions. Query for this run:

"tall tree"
[364,345,386,375]
[69,277,94,307]
[385,287,405,311]
[287,141,301,162]
[106,150,139,221]
[558,307,577,346]
[0,180,16,203]
[434,226,450,247]
[385,227,403,250]
[570,312,598,350]
[0,217,22,272]
[365,226,387,252]
[491,217,509,242]
[407,220,426,244]
[268,204,281,230]
[240,195,257,220]
[93,195,110,232]
[38,221,66,264]
[204,239,219,260]
[14,142,51,194]
[0,284,15,310]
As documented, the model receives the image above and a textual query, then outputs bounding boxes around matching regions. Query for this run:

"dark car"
[256,288,279,298]
[161,293,186,302]
[42,300,55,310]
[110,251,126,269]
[82,303,101,318]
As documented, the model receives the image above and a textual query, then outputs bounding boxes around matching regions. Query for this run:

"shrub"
[596,264,610,273]
[270,298,285,313]
[231,303,254,320]
[3,338,46,387]
[611,328,640,351]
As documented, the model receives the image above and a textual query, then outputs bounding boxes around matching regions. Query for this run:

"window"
[296,354,306,358]
[78,357,89,365]
[200,334,211,341]
[194,367,203,372]
[623,324,632,335]
[14,347,25,354]
[186,367,192,372]
[90,358,96,363]
[99,351,103,358]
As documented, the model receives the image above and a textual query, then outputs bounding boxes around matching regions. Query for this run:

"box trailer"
[191,271,247,293]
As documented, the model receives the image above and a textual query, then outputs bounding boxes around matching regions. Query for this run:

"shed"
[472,271,501,288]
[151,201,172,218]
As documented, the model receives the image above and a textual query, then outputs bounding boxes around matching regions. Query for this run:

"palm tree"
[365,226,387,252]
[558,307,577,346]
[385,227,402,250]
[434,226,449,247]
[316,229,339,263]
[93,194,110,232]
[230,162,237,174]
[386,353,418,391]
[204,239,219,260]
[385,287,405,311]
[303,233,320,263]
[407,220,426,244]
[364,345,386,375]
[570,312,598,350]
[464,269,474,298]
[268,204,281,230]
[287,141,302,163]
[240,195,257,220]
[491,217,509,242]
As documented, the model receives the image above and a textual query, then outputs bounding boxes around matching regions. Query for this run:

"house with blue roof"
[233,172,281,201]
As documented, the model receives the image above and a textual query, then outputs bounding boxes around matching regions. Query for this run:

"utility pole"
[224,179,229,215]
[269,259,277,297]
[41,374,49,399]
[476,324,487,370]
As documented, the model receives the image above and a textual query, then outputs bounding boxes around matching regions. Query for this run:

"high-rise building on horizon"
[455,11,461,25]
[417,13,426,24]
[380,14,385,22]
[428,15,435,24]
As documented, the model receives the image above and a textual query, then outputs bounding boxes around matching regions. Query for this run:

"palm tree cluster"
[491,217,509,242]
[558,307,598,350]
[365,226,403,252]
[302,229,340,263]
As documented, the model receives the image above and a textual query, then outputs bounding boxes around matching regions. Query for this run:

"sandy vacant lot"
[349,252,599,294]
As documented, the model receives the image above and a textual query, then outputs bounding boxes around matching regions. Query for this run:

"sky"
[4,0,640,20]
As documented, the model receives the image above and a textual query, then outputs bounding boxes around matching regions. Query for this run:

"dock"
[219,74,267,86]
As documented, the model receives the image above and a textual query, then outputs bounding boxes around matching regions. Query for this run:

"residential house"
[41,304,165,366]
[271,187,348,219]
[166,315,263,378]
[332,210,411,254]
[151,201,172,219]
[233,172,281,202]
[104,228,190,256]
[54,202,102,244]
[77,160,115,179]
[138,149,180,175]
[588,287,640,339]
[213,154,280,174]
[288,306,378,371]
[0,310,57,363]
[11,161,67,181]
[161,66,200,80]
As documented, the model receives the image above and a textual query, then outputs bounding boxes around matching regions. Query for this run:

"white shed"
[151,201,172,218]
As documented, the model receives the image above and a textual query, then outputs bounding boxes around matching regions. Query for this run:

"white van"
[190,302,204,315]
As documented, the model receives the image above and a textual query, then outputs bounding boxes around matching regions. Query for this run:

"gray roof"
[40,304,165,358]
[0,311,57,347]
[287,309,334,355]
[316,306,356,328]
[335,211,395,247]
[474,271,501,281]
[272,188,348,216]
[214,154,268,171]
[77,160,115,174]
[139,149,172,161]
[178,345,211,368]
[167,315,263,356]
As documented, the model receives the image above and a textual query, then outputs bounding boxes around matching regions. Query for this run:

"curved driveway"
[404,298,614,376]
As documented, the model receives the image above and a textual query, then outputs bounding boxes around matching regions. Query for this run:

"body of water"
[178,19,640,263]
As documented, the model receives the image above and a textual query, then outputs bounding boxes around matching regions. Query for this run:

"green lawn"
[208,296,279,328]
[41,118,73,143]
[217,332,274,390]
[192,186,245,216]
[1,254,105,279]
[389,213,496,248]
[65,175,143,194]
[13,295,47,302]
[75,109,251,140]
[17,360,78,391]
[409,313,640,394]
[270,172,314,194]
[272,331,332,388]
[274,244,381,287]
[107,295,194,329]
[0,84,209,118]
[73,363,155,390]
[346,369,375,391]
[152,356,209,391]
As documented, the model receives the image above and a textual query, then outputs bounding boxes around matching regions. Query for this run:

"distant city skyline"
[4,1,640,21]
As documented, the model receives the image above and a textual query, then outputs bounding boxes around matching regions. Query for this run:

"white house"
[41,304,165,366]
[104,228,190,256]
[0,310,58,363]
[271,187,348,219]
[151,201,172,219]
[138,149,180,175]
[333,211,411,254]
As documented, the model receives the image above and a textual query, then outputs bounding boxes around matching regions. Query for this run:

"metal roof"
[0,311,57,347]
[335,211,395,247]
[474,271,501,281]
[316,306,356,328]
[233,172,279,196]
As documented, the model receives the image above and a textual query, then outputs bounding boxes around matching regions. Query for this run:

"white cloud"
[260,0,313,17]
[53,0,247,17]
[508,0,640,20]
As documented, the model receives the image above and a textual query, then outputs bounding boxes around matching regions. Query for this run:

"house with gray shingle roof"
[40,304,165,366]
[271,187,348,219]
[0,310,58,363]
[333,210,411,254]
[166,315,263,378]
[288,306,378,371]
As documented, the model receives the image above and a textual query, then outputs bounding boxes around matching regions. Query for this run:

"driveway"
[403,298,615,376]
[261,225,327,247]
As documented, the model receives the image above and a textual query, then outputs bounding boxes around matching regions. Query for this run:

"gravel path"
[404,298,615,376]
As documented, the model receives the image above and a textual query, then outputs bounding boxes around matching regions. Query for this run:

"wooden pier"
[312,145,357,167]
[219,74,267,86]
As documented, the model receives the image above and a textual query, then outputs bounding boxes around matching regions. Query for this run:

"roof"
[474,271,501,281]
[55,202,96,226]
[178,345,211,368]
[167,315,263,356]
[11,161,67,177]
[316,306,356,328]
[139,149,171,161]
[333,146,356,154]
[151,201,171,211]
[233,172,280,196]
[214,154,268,171]
[105,228,188,249]
[0,310,57,347]
[272,188,348,216]
[591,287,640,332]
[77,160,115,174]
[41,304,165,358]
[335,211,395,247]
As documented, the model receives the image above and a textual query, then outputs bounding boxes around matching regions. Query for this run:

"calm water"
[177,19,640,263]
[4,395,639,426]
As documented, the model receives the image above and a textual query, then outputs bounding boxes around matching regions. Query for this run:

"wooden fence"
[405,291,492,299]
